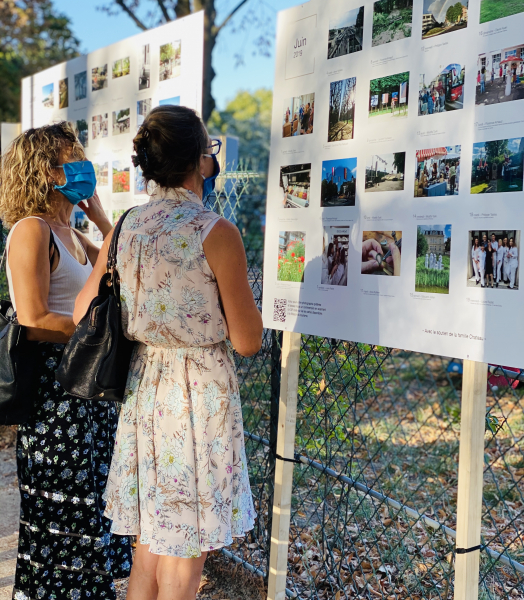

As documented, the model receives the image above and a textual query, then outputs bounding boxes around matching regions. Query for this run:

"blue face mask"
[202,154,220,199]
[54,161,97,205]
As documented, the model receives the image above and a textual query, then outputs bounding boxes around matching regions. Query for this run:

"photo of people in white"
[468,230,520,289]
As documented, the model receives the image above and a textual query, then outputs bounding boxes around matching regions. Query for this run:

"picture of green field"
[112,57,130,79]
[415,225,451,294]
[480,0,524,24]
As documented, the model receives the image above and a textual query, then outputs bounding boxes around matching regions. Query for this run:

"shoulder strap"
[0,218,57,272]
[107,207,136,272]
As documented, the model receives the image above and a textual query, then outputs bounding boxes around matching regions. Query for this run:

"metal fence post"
[267,331,301,600]
[454,359,488,600]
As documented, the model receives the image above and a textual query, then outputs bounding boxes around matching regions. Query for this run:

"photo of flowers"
[159,41,181,80]
[112,108,131,136]
[59,78,68,109]
[372,0,413,47]
[92,64,108,91]
[112,56,130,79]
[328,77,356,142]
[42,83,54,108]
[278,231,306,282]
[92,113,108,140]
[416,225,452,293]
[93,162,109,186]
[74,71,87,101]
[113,161,130,193]
[76,119,88,148]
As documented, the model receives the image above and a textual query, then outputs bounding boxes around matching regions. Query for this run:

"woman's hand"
[78,190,112,238]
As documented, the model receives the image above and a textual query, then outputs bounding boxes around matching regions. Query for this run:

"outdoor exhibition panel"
[263,0,524,366]
[21,11,204,242]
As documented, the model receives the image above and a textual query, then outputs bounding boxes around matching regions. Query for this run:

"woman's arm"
[9,219,75,342]
[204,219,262,357]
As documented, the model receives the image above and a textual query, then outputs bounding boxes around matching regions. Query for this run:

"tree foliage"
[370,72,409,95]
[417,228,428,258]
[393,152,405,174]
[445,2,464,23]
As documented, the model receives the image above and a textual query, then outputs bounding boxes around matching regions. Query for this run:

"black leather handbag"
[56,208,136,403]
[0,228,56,425]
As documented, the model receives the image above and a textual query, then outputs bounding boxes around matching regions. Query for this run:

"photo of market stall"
[279,164,311,208]
[414,146,461,197]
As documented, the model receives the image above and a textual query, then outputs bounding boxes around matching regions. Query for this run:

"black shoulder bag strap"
[106,208,135,304]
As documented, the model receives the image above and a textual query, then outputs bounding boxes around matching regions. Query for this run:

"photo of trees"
[471,138,524,194]
[372,0,413,47]
[328,77,356,142]
[369,72,409,119]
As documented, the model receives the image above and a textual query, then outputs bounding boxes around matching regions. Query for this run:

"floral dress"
[104,187,256,557]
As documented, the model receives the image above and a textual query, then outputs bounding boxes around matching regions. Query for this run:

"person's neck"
[181,172,204,200]
[44,196,74,228]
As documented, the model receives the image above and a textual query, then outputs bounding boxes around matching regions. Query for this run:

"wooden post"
[267,331,301,600]
[454,360,488,600]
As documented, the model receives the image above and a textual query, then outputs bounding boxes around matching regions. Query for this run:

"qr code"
[273,298,287,323]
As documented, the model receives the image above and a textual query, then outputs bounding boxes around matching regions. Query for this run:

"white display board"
[21,11,204,240]
[263,0,524,366]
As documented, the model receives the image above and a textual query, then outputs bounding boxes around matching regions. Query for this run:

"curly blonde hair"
[0,122,85,228]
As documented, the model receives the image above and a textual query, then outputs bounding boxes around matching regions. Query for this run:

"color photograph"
[422,1,468,39]
[74,71,87,101]
[471,138,524,194]
[480,0,524,24]
[476,45,524,106]
[419,64,465,114]
[59,78,68,109]
[321,158,357,207]
[159,96,181,106]
[416,225,451,293]
[92,113,108,140]
[369,72,409,119]
[139,44,150,90]
[365,152,405,192]
[321,226,350,286]
[328,77,356,142]
[372,0,413,47]
[468,230,520,289]
[414,146,461,196]
[135,164,147,195]
[42,83,54,108]
[112,208,126,225]
[92,64,108,91]
[112,56,130,79]
[112,108,131,136]
[72,209,89,234]
[280,164,311,208]
[328,7,364,59]
[113,161,130,193]
[361,231,402,276]
[282,93,315,137]
[278,231,306,282]
[159,41,181,80]
[76,119,88,148]
[137,98,152,130]
[93,162,109,186]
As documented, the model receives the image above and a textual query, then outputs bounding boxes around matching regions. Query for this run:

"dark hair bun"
[132,105,207,189]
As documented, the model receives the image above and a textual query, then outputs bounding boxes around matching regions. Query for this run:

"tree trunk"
[195,0,217,122]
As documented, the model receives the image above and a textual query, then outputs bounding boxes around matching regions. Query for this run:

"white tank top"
[6,216,93,317]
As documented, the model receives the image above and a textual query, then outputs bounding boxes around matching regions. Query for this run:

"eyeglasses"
[203,139,222,157]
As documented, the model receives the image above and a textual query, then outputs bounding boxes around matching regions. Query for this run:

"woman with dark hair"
[0,122,132,600]
[74,105,263,600]
[485,240,495,288]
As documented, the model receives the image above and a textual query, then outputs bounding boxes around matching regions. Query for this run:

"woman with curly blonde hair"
[0,122,132,600]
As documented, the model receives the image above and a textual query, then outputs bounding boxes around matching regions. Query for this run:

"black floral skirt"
[13,343,132,600]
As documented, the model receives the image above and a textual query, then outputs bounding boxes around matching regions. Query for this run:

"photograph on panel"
[92,64,108,91]
[159,96,181,106]
[42,83,54,108]
[328,77,356,141]
[328,6,364,59]
[59,78,68,109]
[278,231,306,283]
[112,208,127,225]
[361,230,402,276]
[468,230,520,289]
[414,146,461,196]
[93,215,109,243]
[72,207,89,235]
[471,137,523,194]
[369,72,409,119]
[76,120,88,148]
[422,1,468,39]
[416,225,452,293]
[92,113,109,140]
[135,165,147,195]
[159,40,181,80]
[112,56,130,79]
[418,63,465,114]
[280,164,311,208]
[74,71,87,101]
[282,93,315,137]
[137,99,152,130]
[480,0,524,24]
[139,44,151,90]
[113,161,130,193]
[476,45,524,106]
[93,162,109,186]
[321,158,357,207]
[372,0,413,47]
[321,226,350,286]
[365,152,405,192]
[112,108,131,136]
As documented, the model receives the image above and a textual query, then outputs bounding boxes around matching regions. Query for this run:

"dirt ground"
[0,426,265,600]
